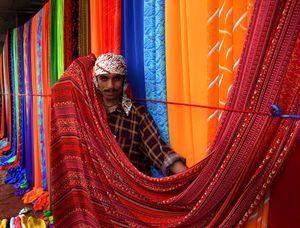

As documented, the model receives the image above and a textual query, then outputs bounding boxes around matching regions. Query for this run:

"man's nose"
[106,79,113,88]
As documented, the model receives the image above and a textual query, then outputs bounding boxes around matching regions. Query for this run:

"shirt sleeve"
[139,109,186,176]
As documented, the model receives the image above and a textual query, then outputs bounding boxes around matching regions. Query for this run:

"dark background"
[0,0,47,51]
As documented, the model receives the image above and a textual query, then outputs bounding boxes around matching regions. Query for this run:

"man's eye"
[99,76,108,81]
[113,76,123,81]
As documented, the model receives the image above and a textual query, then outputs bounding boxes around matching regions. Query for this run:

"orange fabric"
[90,0,121,57]
[23,187,44,204]
[166,1,210,166]
[30,13,42,190]
[246,194,269,227]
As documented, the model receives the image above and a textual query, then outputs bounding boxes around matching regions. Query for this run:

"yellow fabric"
[56,0,64,78]
[27,216,47,228]
[19,215,46,228]
[0,219,7,228]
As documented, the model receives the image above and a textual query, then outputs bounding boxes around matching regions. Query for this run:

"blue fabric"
[16,25,30,190]
[121,0,146,106]
[37,9,48,190]
[144,0,170,145]
[25,18,34,188]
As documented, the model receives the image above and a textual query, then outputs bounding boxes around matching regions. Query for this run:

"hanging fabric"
[165,1,210,166]
[144,0,170,145]
[122,0,146,104]
[90,0,121,56]
[78,0,91,56]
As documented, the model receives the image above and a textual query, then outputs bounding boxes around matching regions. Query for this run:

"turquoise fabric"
[144,0,170,145]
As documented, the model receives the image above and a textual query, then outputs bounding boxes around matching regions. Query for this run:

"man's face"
[96,73,124,103]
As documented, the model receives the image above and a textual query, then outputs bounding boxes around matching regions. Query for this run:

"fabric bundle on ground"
[51,0,300,226]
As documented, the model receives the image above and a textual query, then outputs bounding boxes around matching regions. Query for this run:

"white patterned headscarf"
[93,53,132,116]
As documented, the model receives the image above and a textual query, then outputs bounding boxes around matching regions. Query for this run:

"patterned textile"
[94,53,127,76]
[144,0,170,144]
[106,102,185,176]
[52,0,300,226]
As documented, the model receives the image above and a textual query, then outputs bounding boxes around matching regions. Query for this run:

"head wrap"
[94,53,127,76]
[93,53,132,116]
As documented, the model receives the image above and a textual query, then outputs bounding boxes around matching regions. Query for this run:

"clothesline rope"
[1,93,299,119]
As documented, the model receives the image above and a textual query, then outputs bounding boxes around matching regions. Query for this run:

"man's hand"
[170,161,187,174]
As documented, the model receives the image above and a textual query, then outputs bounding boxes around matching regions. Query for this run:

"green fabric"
[57,0,64,77]
[7,155,16,163]
[43,210,52,217]
[50,0,58,86]
[20,179,29,189]
[13,28,19,142]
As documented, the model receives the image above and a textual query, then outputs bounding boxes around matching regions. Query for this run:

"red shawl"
[51,0,300,226]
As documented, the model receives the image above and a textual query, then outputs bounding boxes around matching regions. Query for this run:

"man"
[93,53,187,176]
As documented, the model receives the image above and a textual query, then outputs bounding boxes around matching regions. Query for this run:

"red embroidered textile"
[51,0,300,226]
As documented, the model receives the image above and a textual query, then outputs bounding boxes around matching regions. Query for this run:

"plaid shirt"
[107,102,185,176]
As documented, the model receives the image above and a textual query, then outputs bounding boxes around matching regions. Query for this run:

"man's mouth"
[103,90,118,96]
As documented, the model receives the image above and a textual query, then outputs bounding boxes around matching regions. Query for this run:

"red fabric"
[51,0,300,226]
[64,0,73,69]
[0,35,12,155]
[268,37,300,227]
